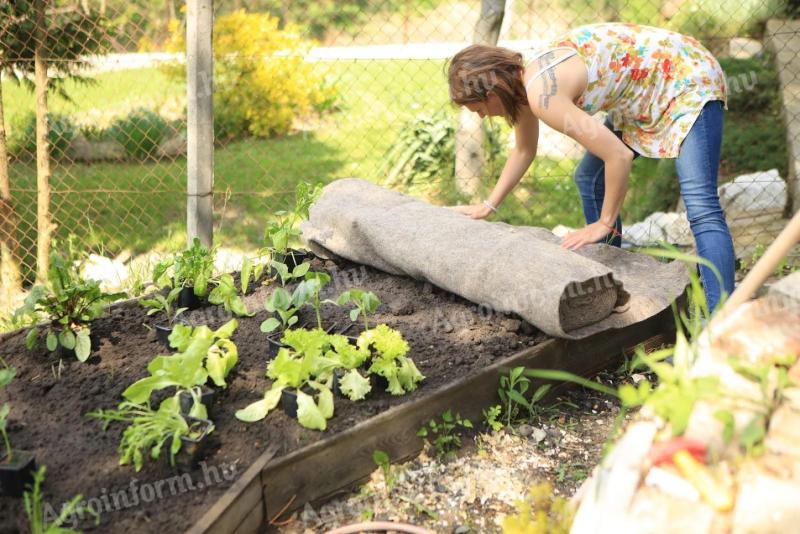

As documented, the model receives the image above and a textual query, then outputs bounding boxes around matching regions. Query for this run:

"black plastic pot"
[178,387,215,417]
[173,416,214,473]
[265,332,286,359]
[280,386,317,419]
[0,450,36,497]
[273,249,313,271]
[154,323,174,350]
[177,286,204,310]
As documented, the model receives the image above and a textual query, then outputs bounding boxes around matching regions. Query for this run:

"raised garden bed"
[0,256,674,533]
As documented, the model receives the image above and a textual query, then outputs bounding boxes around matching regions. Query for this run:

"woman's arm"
[452,107,539,219]
[529,92,633,249]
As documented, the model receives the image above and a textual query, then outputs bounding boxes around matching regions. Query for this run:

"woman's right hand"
[450,204,493,219]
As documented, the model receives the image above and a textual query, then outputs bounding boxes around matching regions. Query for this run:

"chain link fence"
[1,0,798,318]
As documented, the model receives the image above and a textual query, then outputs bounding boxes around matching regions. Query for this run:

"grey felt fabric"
[301,179,689,339]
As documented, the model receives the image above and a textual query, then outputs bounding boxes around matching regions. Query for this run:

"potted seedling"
[270,260,311,287]
[264,182,321,269]
[140,286,188,349]
[88,397,214,472]
[153,238,215,310]
[208,273,253,317]
[358,324,425,395]
[331,289,381,338]
[301,271,333,330]
[0,366,36,497]
[260,283,312,353]
[240,255,270,295]
[16,248,125,362]
[122,319,239,418]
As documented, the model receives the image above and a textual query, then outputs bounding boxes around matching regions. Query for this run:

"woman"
[447,22,734,312]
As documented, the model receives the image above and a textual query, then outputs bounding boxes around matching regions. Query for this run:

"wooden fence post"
[186,0,214,249]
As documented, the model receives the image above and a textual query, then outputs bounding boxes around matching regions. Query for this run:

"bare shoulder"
[523,50,587,112]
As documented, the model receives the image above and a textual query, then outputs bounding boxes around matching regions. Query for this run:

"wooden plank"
[231,502,264,534]
[186,444,278,534]
[261,306,674,523]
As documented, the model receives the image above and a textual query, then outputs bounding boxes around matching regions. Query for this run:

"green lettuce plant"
[208,273,253,317]
[122,320,239,414]
[358,324,424,395]
[16,249,125,362]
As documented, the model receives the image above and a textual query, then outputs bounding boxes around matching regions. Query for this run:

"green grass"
[2,53,787,285]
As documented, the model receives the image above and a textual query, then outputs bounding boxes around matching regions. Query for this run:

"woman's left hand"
[450,204,493,219]
[561,222,612,250]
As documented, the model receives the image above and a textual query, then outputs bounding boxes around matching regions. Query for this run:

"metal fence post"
[186,0,214,248]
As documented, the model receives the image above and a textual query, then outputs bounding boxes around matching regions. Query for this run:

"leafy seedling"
[417,409,473,460]
[302,271,332,329]
[499,366,551,427]
[140,286,187,326]
[24,466,97,534]
[208,273,253,317]
[333,289,381,332]
[0,365,17,461]
[270,260,310,287]
[153,238,215,297]
[260,284,312,334]
[17,248,125,362]
[359,325,424,395]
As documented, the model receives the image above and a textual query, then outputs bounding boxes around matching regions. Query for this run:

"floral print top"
[540,23,728,158]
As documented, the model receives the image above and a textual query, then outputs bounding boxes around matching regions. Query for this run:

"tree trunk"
[0,78,23,306]
[454,0,506,198]
[34,0,53,282]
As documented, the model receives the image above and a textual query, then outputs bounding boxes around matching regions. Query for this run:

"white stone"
[82,254,129,291]
[729,37,764,59]
[551,224,573,238]
[719,169,787,218]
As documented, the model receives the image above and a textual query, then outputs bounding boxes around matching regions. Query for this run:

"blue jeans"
[573,100,735,312]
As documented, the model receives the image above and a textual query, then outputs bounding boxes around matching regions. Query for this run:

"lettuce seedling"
[208,273,253,317]
[332,289,381,332]
[359,324,424,395]
[24,466,97,533]
[140,286,187,326]
[153,238,215,297]
[16,249,125,362]
[240,256,269,294]
[122,319,239,407]
[88,396,212,472]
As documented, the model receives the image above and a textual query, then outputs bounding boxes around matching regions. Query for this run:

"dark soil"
[0,256,546,534]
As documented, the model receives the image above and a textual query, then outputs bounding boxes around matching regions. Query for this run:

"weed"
[416,409,473,460]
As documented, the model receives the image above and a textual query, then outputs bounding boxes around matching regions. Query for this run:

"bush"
[719,53,781,114]
[164,10,336,139]
[11,112,76,160]
[109,108,170,160]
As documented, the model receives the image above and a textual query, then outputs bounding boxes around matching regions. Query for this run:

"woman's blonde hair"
[446,44,528,124]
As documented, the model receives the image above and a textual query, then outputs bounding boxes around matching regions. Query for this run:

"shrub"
[11,112,76,159]
[164,11,336,139]
[109,108,170,160]
[719,54,781,115]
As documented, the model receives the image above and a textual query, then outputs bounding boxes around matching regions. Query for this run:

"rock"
[729,37,763,59]
[551,224,573,238]
[157,131,187,158]
[389,298,415,316]
[517,424,533,437]
[623,211,691,246]
[453,526,471,534]
[732,464,800,534]
[82,254,129,292]
[719,169,787,219]
[69,134,126,162]
[769,271,800,309]
[531,427,547,443]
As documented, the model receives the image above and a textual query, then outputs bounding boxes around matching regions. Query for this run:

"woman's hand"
[451,204,493,220]
[561,221,612,250]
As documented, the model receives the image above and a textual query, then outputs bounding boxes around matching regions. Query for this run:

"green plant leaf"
[59,329,76,350]
[339,369,371,401]
[260,317,280,333]
[75,330,91,361]
[45,330,57,351]
[296,390,327,431]
[241,257,253,294]
[235,386,283,422]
